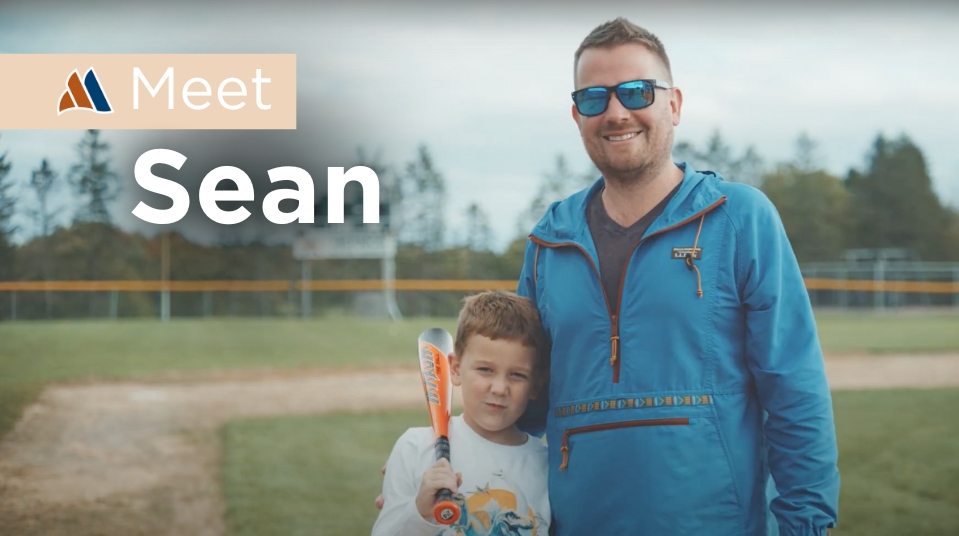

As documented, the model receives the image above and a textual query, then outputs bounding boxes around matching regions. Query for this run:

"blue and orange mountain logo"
[57,68,113,115]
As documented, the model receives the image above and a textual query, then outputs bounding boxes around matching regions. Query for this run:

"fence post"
[10,291,16,321]
[160,231,171,322]
[954,268,959,308]
[382,254,402,321]
[109,290,118,320]
[287,281,295,318]
[838,267,848,309]
[874,259,885,311]
[301,260,312,319]
[203,290,213,317]
[808,267,818,308]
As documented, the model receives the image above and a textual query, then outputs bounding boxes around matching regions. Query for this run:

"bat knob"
[434,500,461,525]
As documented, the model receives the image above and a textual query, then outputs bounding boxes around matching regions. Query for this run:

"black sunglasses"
[571,79,672,117]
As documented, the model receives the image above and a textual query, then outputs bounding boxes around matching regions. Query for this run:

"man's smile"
[603,131,641,142]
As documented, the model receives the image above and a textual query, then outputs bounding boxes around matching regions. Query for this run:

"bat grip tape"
[434,435,451,461]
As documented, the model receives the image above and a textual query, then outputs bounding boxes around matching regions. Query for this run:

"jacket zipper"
[529,235,617,368]
[530,196,727,384]
[608,196,727,382]
[558,417,689,471]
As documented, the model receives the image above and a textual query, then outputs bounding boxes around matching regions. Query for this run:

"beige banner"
[0,54,296,129]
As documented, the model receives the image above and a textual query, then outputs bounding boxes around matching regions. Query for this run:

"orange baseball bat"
[417,328,461,525]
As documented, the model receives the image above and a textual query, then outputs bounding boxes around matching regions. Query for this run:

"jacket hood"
[529,163,728,246]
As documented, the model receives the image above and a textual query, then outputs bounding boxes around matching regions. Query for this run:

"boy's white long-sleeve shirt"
[371,414,550,536]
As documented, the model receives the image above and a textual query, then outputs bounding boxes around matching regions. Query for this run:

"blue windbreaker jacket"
[516,164,840,536]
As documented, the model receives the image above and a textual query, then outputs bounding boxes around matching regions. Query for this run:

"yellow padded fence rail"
[0,279,958,293]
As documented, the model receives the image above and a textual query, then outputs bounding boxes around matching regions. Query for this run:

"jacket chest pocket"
[549,414,744,535]
[559,417,689,471]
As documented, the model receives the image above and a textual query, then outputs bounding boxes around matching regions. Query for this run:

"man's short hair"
[574,17,673,84]
[454,290,549,376]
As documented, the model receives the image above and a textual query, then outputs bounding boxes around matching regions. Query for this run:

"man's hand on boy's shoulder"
[415,458,462,521]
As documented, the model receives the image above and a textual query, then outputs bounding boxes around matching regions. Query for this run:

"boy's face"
[450,334,538,444]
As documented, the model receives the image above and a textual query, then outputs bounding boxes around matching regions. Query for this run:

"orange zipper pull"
[610,335,619,366]
[559,430,571,471]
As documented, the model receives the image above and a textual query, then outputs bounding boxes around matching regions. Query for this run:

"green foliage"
[761,167,852,262]
[845,134,951,260]
[9,220,527,319]
[3,131,959,320]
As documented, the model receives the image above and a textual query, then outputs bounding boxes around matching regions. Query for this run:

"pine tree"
[29,159,59,238]
[397,145,446,249]
[673,130,764,186]
[69,130,118,225]
[0,137,16,284]
[465,202,493,252]
[846,134,949,260]
[761,134,850,262]
[517,154,594,236]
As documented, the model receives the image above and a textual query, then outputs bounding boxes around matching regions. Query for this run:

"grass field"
[0,316,454,440]
[814,311,959,354]
[221,389,959,536]
[2,311,959,441]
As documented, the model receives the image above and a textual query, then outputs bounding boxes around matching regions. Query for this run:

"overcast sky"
[2,1,958,251]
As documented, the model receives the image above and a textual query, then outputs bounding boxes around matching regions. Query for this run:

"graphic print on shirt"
[434,471,547,536]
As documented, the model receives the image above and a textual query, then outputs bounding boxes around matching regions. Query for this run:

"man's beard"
[593,131,672,189]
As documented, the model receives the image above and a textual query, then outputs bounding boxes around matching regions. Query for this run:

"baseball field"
[1,311,958,535]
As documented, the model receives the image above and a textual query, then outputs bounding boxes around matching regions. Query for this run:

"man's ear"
[449,352,462,387]
[670,86,683,126]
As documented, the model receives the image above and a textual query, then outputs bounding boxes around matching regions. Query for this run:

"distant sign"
[293,229,396,260]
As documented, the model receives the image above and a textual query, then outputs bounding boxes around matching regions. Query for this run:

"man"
[513,17,840,536]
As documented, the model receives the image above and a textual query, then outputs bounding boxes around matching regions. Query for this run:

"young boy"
[371,290,550,536]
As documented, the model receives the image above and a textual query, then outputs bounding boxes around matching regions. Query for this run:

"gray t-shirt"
[586,183,681,314]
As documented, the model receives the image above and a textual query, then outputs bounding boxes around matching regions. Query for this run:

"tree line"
[0,129,957,319]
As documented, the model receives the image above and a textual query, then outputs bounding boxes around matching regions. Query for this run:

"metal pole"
[301,260,312,319]
[287,281,296,318]
[808,267,817,308]
[203,290,213,317]
[382,253,402,321]
[109,290,118,320]
[161,232,171,322]
[953,268,959,308]
[10,291,16,321]
[874,259,885,311]
[918,265,930,307]
[839,267,848,309]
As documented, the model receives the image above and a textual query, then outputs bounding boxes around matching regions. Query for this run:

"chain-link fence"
[803,262,959,309]
[3,264,959,321]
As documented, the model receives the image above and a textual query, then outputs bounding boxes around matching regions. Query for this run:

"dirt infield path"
[2,354,959,536]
